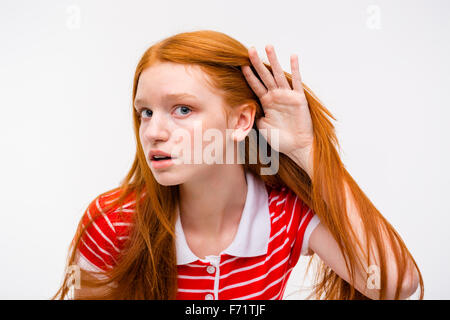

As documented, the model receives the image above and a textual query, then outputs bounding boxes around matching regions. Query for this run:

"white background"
[0,0,448,299]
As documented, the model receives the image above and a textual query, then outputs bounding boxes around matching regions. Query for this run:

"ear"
[230,103,256,142]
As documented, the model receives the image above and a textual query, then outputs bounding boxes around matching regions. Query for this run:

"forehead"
[135,62,217,102]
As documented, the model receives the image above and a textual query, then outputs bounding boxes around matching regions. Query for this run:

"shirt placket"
[204,255,221,300]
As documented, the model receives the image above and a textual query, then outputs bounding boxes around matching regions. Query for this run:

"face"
[134,61,247,186]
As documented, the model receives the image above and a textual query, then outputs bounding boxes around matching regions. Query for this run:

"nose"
[141,111,170,144]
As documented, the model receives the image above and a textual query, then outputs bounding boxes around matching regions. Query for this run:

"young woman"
[53,30,424,300]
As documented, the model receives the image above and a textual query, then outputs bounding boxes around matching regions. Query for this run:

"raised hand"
[241,45,314,158]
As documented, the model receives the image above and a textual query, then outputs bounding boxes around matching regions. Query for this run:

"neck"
[178,165,248,239]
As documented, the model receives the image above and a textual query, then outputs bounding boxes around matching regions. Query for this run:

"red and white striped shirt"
[75,170,321,300]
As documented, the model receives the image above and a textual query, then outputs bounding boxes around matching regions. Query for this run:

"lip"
[148,149,177,170]
[150,157,175,169]
[149,149,176,160]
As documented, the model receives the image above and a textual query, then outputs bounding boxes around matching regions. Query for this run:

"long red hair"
[52,30,424,300]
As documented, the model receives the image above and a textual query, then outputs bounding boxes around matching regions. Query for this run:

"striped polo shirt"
[74,169,321,300]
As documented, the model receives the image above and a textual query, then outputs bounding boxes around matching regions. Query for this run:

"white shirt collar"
[175,169,271,265]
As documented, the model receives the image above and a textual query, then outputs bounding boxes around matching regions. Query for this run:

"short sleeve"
[74,195,121,273]
[283,189,321,265]
[300,212,321,256]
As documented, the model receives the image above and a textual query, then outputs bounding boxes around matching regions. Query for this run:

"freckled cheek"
[138,125,146,144]
[139,122,155,140]
[171,119,230,161]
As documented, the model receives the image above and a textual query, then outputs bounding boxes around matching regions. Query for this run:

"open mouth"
[151,156,173,161]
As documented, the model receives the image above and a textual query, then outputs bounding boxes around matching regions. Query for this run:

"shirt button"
[205,293,214,300]
[206,266,216,274]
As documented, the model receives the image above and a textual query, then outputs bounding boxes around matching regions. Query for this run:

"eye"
[140,108,152,118]
[137,105,192,120]
[174,105,192,116]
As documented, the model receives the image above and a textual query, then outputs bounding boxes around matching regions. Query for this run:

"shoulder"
[83,187,136,223]
[265,183,319,253]
[80,187,136,248]
[265,184,303,230]
[76,187,137,271]
[265,184,304,214]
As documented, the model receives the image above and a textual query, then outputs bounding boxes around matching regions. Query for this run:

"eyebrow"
[134,92,198,109]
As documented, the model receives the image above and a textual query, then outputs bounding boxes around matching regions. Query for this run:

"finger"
[265,45,290,89]
[241,65,268,98]
[248,47,277,90]
[290,54,304,93]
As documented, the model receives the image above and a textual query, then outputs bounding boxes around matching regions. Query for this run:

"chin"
[153,177,181,187]
[150,171,181,186]
[149,161,206,186]
[149,163,186,186]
